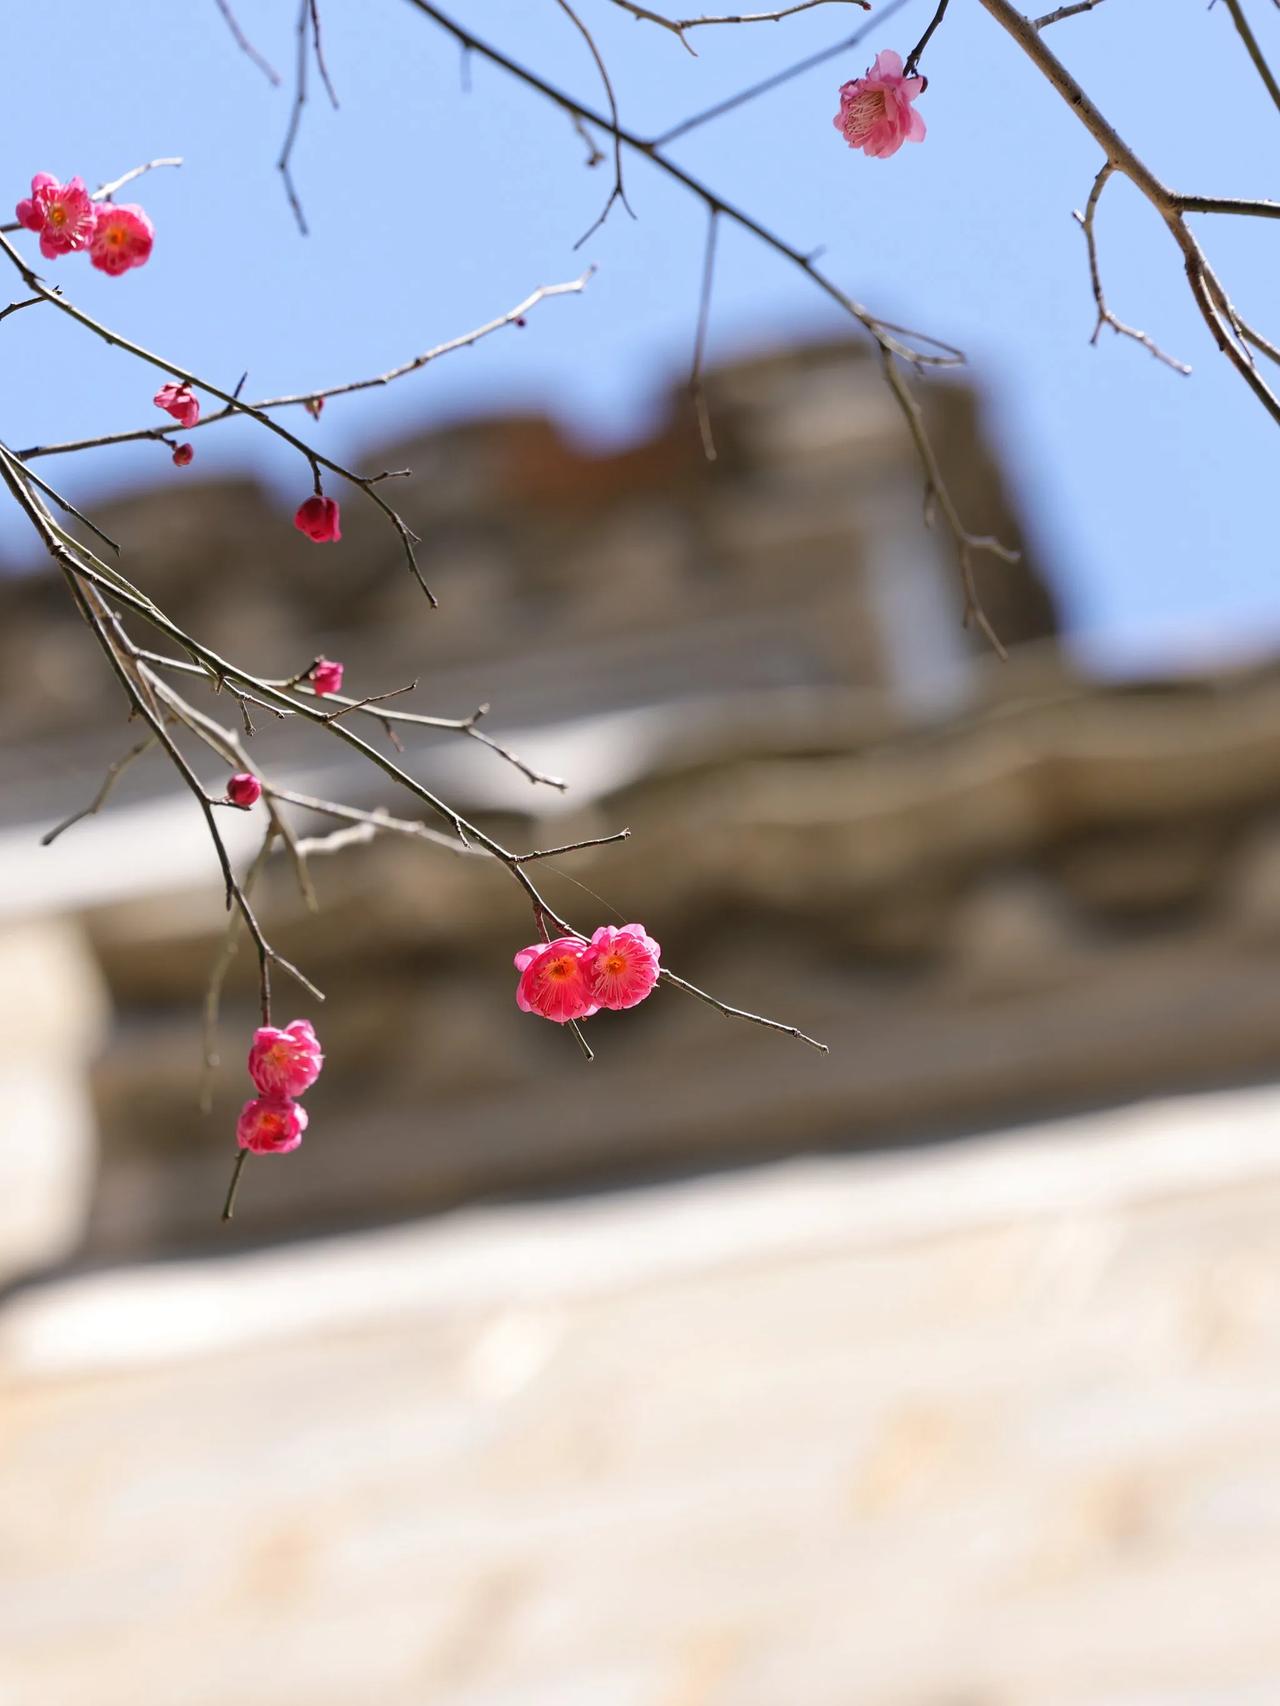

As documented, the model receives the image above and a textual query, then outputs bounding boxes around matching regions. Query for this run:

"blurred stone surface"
[5,1088,1280,1705]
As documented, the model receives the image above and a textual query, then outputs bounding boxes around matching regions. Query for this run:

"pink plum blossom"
[226,771,262,808]
[294,494,341,542]
[236,1095,308,1155]
[514,935,598,1024]
[14,173,56,231]
[248,1018,324,1099]
[310,657,344,696]
[15,174,97,259]
[833,50,926,159]
[154,382,200,428]
[172,443,194,467]
[581,923,661,1011]
[88,203,154,275]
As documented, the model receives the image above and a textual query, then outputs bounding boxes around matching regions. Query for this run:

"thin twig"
[279,0,315,234]
[650,0,908,144]
[308,0,340,109]
[18,274,594,462]
[133,649,568,789]
[978,0,1280,431]
[0,228,434,602]
[610,0,865,55]
[661,969,828,1051]
[267,788,477,854]
[1074,164,1191,374]
[318,680,418,724]
[222,1150,250,1221]
[41,734,157,845]
[0,157,182,237]
[553,0,635,247]
[1033,0,1106,25]
[904,0,951,77]
[514,829,631,863]
[0,296,43,323]
[201,829,275,1113]
[2,447,827,1058]
[690,209,720,461]
[1216,0,1280,114]
[212,0,282,84]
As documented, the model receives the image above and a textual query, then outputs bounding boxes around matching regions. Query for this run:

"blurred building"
[6,342,1280,1704]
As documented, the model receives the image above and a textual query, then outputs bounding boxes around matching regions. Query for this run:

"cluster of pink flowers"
[833,50,926,159]
[154,383,200,468]
[514,923,661,1024]
[236,1019,324,1155]
[15,173,153,274]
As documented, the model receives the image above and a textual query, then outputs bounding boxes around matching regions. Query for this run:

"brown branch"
[401,2,1004,641]
[31,517,826,1052]
[1175,194,1280,220]
[2,457,323,1010]
[1216,0,1280,118]
[978,0,1280,431]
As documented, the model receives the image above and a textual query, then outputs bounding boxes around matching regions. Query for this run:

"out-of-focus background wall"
[7,3,1280,1703]
[7,341,1280,1705]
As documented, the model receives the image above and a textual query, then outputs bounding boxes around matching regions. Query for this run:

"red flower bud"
[226,772,262,808]
[294,494,341,543]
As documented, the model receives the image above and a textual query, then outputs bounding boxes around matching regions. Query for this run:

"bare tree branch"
[1074,164,1191,374]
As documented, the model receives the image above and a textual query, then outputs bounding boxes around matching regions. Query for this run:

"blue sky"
[4,0,1280,671]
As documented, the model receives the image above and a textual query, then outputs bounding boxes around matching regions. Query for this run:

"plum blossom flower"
[248,1018,324,1099]
[833,50,926,159]
[304,396,325,420]
[309,657,344,696]
[154,383,200,428]
[581,923,661,1011]
[88,203,154,275]
[15,174,97,258]
[236,1095,308,1155]
[172,443,194,467]
[294,494,341,542]
[226,771,262,808]
[514,935,598,1024]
